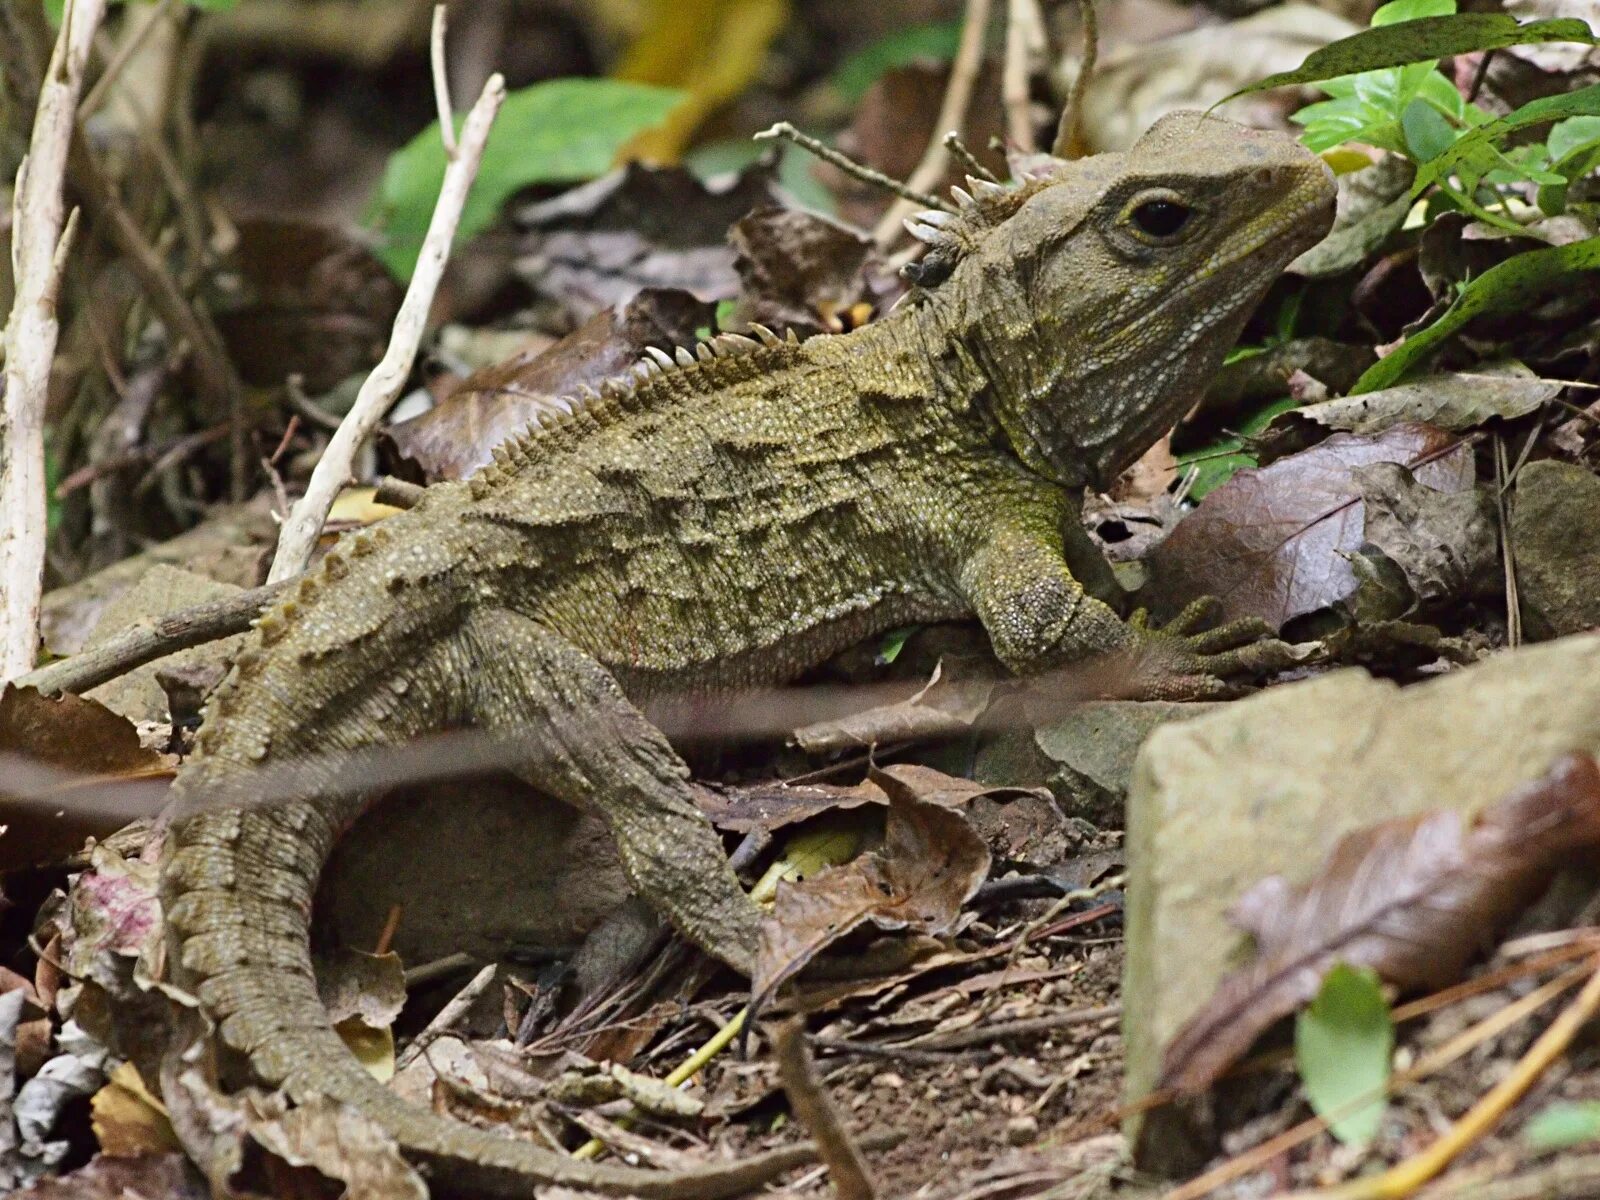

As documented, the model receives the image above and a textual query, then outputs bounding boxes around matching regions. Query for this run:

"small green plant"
[367,78,684,280]
[1296,963,1395,1148]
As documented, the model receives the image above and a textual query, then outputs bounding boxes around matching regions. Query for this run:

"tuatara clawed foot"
[1125,597,1315,700]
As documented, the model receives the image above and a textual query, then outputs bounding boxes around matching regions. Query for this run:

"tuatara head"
[908,111,1336,490]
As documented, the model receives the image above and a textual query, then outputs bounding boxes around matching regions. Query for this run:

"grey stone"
[1124,635,1600,1172]
[1512,459,1600,638]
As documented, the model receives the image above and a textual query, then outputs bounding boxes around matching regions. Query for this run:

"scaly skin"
[159,112,1335,1195]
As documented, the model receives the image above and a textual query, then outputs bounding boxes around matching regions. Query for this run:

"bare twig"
[754,122,950,212]
[374,476,428,510]
[396,962,497,1071]
[1051,0,1099,158]
[15,579,291,697]
[68,133,247,496]
[872,0,993,250]
[1004,0,1046,154]
[1,0,107,684]
[942,131,999,184]
[79,0,175,119]
[267,66,507,581]
[429,5,456,158]
[773,1016,877,1200]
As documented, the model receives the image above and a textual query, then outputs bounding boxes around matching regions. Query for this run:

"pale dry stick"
[0,0,108,685]
[267,60,507,581]
[872,0,994,251]
[1004,0,1047,154]
[1051,0,1099,158]
[774,1016,877,1200]
[80,0,176,118]
[429,4,456,158]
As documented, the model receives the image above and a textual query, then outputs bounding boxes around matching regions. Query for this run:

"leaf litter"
[17,2,1600,1198]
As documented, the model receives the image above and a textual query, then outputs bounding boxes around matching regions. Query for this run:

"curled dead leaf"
[752,767,990,1012]
[1160,753,1600,1095]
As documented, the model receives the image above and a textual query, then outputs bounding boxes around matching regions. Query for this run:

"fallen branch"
[0,0,107,684]
[267,14,506,582]
[15,580,290,697]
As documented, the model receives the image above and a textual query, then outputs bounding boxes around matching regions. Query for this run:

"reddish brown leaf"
[728,207,900,338]
[701,762,1046,836]
[1160,753,1600,1095]
[383,288,713,482]
[513,162,784,323]
[0,686,168,870]
[1144,423,1473,629]
[6,1154,206,1200]
[752,767,991,1011]
[211,219,402,393]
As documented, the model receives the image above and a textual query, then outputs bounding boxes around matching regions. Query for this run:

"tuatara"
[158,112,1335,1196]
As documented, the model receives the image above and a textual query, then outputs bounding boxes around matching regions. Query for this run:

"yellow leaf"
[612,0,789,161]
[1322,147,1374,175]
[337,1016,396,1083]
[91,1061,180,1157]
[325,487,404,530]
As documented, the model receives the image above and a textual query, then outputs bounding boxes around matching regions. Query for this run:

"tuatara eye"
[1131,199,1191,239]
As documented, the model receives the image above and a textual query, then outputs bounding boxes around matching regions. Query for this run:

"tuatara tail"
[160,793,814,1197]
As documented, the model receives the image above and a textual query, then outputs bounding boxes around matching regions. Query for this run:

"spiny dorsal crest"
[902,171,1056,287]
[467,324,798,499]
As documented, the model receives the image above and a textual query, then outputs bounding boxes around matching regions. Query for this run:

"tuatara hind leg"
[456,607,764,974]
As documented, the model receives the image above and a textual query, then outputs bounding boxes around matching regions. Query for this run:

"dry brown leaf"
[385,288,713,482]
[4,1153,205,1200]
[209,219,402,394]
[701,761,1047,837]
[90,1062,180,1158]
[1160,752,1600,1095]
[246,1094,427,1200]
[0,686,168,870]
[1144,423,1473,629]
[752,767,991,1011]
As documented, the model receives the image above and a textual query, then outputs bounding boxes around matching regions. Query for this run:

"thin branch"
[67,130,247,496]
[429,4,456,158]
[1051,0,1099,158]
[267,69,507,582]
[773,1017,877,1200]
[1,0,108,684]
[754,122,950,212]
[1003,0,1046,154]
[79,0,175,119]
[15,579,292,697]
[943,131,999,184]
[872,0,993,250]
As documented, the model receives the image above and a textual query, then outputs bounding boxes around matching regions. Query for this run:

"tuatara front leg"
[959,490,1295,698]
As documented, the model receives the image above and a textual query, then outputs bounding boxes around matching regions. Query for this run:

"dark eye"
[1131,199,1192,239]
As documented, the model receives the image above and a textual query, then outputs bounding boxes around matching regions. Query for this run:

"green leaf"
[1371,0,1456,25]
[1413,82,1600,197]
[875,626,916,665]
[1401,98,1458,161]
[1295,964,1393,1148]
[1353,235,1600,392]
[826,20,966,104]
[1176,396,1299,500]
[1526,1101,1600,1149]
[1548,114,1600,160]
[1227,16,1596,100]
[368,78,684,280]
